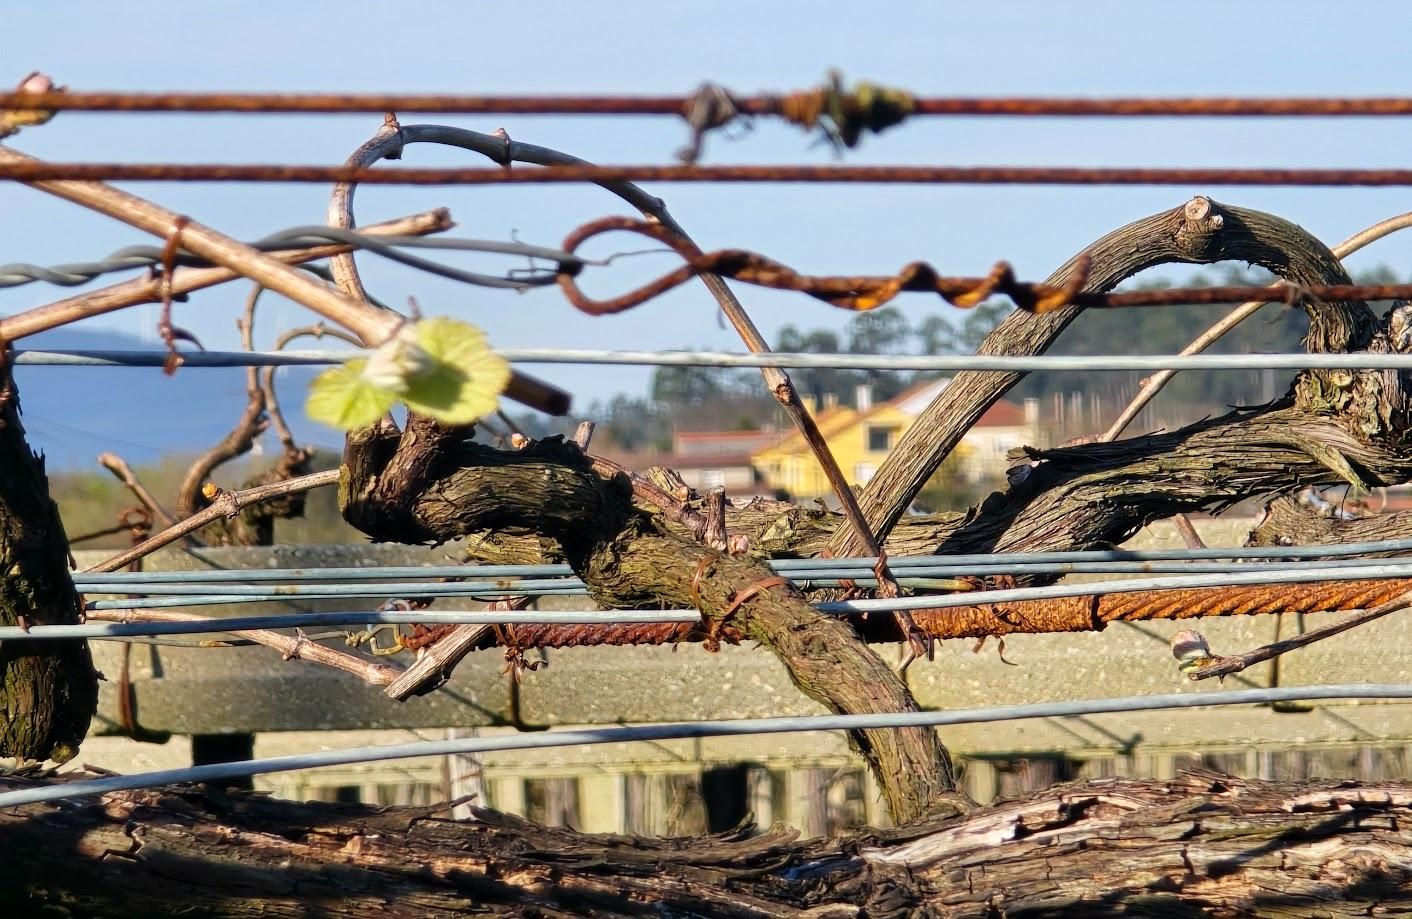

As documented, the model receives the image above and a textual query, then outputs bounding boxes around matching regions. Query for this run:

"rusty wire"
[11,162,1412,187]
[557,216,1412,315]
[464,577,1412,651]
[9,88,1412,117]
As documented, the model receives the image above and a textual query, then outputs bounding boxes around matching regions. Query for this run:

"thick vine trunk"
[828,195,1381,559]
[0,372,95,762]
[331,198,1412,821]
[8,772,1412,917]
[339,419,958,824]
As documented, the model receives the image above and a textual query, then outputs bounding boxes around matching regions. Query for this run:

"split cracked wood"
[6,772,1412,917]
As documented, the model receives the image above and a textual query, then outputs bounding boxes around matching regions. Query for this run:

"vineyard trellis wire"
[9,75,1412,815]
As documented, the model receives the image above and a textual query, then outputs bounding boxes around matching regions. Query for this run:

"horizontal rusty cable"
[465,578,1412,651]
[9,90,1412,117]
[11,162,1412,187]
[558,216,1412,315]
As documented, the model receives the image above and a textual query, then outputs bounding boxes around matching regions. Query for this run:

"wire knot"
[775,71,916,152]
[678,83,744,164]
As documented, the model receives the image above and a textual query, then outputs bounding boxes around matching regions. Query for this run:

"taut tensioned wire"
[5,684,1412,809]
[8,559,1412,631]
[22,348,1412,372]
[12,163,1412,187]
[65,541,1412,584]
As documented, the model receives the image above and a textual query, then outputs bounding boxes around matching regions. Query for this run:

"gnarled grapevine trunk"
[5,772,1411,917]
[0,370,95,761]
[338,419,958,824]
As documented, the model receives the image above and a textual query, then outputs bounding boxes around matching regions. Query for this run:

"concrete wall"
[73,516,1412,834]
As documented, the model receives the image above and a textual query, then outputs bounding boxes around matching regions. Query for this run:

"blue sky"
[5,1,1412,421]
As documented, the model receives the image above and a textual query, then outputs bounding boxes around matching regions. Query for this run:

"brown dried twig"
[175,285,270,518]
[86,608,401,686]
[0,209,451,343]
[84,469,339,573]
[96,453,187,536]
[0,146,402,345]
[1183,588,1412,681]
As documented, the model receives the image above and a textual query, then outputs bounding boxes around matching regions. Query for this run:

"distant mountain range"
[12,327,339,471]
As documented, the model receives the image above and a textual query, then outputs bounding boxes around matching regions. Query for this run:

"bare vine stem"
[261,322,361,449]
[0,209,450,343]
[86,608,401,686]
[84,470,339,573]
[1099,209,1412,551]
[1186,588,1412,681]
[324,120,892,584]
[0,146,403,345]
[95,453,198,548]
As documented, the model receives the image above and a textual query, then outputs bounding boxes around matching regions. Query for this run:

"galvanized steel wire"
[7,684,1412,809]
[2,559,1408,626]
[23,348,1412,373]
[65,540,1412,586]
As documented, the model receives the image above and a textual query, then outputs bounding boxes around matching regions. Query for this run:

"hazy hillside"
[12,327,338,471]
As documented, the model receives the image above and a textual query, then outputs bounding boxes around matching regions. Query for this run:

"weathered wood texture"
[7,772,1412,917]
[0,374,94,761]
[338,422,957,823]
[828,196,1388,559]
[330,198,1412,822]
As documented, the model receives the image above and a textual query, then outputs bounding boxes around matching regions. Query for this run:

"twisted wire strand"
[0,225,586,291]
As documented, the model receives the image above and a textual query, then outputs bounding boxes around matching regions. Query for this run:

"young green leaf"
[306,358,398,430]
[401,317,511,425]
[304,317,510,430]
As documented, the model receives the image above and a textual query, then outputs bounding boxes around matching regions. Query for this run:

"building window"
[867,425,898,452]
[854,462,877,484]
[701,469,726,489]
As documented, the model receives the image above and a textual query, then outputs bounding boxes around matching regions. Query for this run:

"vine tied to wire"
[556,215,1093,315]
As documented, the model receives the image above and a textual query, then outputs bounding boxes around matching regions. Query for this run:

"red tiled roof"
[977,401,1026,426]
[655,452,757,469]
[675,430,776,442]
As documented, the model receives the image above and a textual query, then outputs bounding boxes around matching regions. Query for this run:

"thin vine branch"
[1184,587,1412,681]
[84,469,339,573]
[325,120,893,586]
[95,452,186,537]
[0,209,450,343]
[85,608,401,686]
[261,322,361,450]
[0,145,403,345]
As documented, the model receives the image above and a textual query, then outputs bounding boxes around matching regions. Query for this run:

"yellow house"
[752,379,1040,500]
[751,401,860,498]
